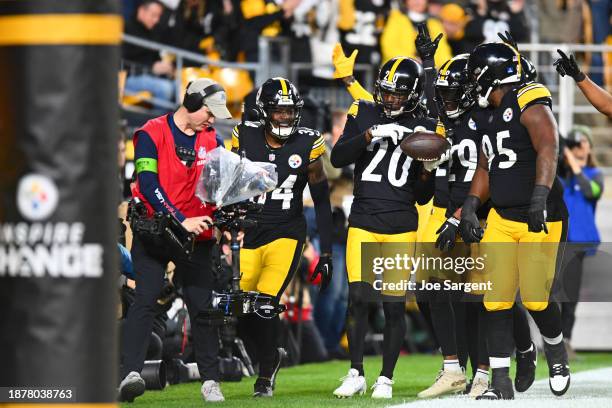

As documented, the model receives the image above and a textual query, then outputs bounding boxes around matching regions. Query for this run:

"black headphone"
[183,82,225,113]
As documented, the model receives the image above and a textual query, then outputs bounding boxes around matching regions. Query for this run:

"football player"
[458,42,570,400]
[231,77,334,397]
[431,51,543,398]
[330,57,442,399]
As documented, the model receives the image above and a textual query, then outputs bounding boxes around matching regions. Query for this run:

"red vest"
[132,114,217,240]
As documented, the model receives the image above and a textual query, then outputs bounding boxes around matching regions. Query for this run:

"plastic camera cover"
[196,147,278,207]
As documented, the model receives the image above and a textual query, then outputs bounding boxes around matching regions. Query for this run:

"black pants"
[120,235,220,381]
[561,250,586,340]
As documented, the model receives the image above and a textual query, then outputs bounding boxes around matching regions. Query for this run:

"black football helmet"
[256,77,304,140]
[520,55,538,83]
[466,42,522,108]
[375,57,424,118]
[435,54,475,119]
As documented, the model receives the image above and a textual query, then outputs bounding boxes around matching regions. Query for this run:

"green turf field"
[121,352,612,407]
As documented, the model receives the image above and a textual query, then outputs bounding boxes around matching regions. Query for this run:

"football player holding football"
[330,57,443,399]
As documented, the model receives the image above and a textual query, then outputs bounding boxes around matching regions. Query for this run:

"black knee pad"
[383,302,406,327]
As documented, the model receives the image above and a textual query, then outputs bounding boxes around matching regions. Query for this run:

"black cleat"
[544,341,571,396]
[515,342,537,392]
[253,378,273,398]
[476,368,514,400]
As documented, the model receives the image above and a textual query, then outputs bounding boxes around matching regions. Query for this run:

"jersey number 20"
[361,139,413,187]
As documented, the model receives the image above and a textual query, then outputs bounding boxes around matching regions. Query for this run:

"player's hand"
[458,196,484,243]
[415,23,443,62]
[497,30,518,50]
[422,149,449,172]
[436,216,460,252]
[370,123,411,145]
[458,212,483,243]
[528,185,549,234]
[332,43,358,79]
[182,216,212,235]
[554,50,586,82]
[311,254,333,291]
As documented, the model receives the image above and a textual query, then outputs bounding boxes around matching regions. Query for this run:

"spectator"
[239,0,295,63]
[439,3,471,55]
[123,0,176,104]
[338,0,391,82]
[380,0,453,67]
[463,0,529,48]
[538,0,590,85]
[586,0,611,86]
[559,125,603,359]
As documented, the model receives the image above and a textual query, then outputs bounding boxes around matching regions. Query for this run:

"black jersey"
[474,83,567,222]
[231,121,325,246]
[441,109,492,219]
[338,100,439,233]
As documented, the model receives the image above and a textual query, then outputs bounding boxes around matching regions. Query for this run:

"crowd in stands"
[121,0,611,109]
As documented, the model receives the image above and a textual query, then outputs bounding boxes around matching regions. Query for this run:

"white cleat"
[333,368,367,398]
[468,376,489,399]
[201,380,225,402]
[417,370,467,399]
[118,371,145,402]
[371,376,394,399]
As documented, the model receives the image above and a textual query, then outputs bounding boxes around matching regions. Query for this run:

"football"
[400,130,449,161]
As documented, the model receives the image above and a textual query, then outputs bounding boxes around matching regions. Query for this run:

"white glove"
[370,124,412,145]
[422,150,450,172]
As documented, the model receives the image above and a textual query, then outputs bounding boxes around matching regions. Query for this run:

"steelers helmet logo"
[288,154,302,168]
[17,173,59,221]
[503,108,513,122]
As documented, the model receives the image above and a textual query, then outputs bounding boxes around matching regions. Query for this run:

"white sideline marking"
[389,367,612,408]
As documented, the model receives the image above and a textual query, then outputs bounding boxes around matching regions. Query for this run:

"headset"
[183,82,225,113]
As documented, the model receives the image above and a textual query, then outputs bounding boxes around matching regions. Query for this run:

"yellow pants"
[416,200,434,242]
[346,227,416,297]
[240,237,304,297]
[480,209,566,312]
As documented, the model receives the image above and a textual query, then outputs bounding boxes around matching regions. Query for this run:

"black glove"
[497,31,518,50]
[415,22,443,63]
[528,185,550,233]
[311,254,333,291]
[458,195,484,243]
[554,49,586,82]
[436,216,460,252]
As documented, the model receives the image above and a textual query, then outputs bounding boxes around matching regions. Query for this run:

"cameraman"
[119,78,232,403]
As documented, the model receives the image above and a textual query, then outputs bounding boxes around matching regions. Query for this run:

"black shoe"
[515,342,537,392]
[253,378,273,398]
[463,380,473,395]
[476,368,514,400]
[544,341,571,396]
[270,347,286,390]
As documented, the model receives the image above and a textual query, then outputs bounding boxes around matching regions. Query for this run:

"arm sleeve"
[575,169,604,200]
[330,105,368,168]
[422,60,438,118]
[309,180,333,254]
[346,81,374,102]
[135,130,186,222]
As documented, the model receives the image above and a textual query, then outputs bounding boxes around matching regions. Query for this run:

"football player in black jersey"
[231,77,334,397]
[330,57,443,399]
[458,42,570,400]
[425,51,541,399]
